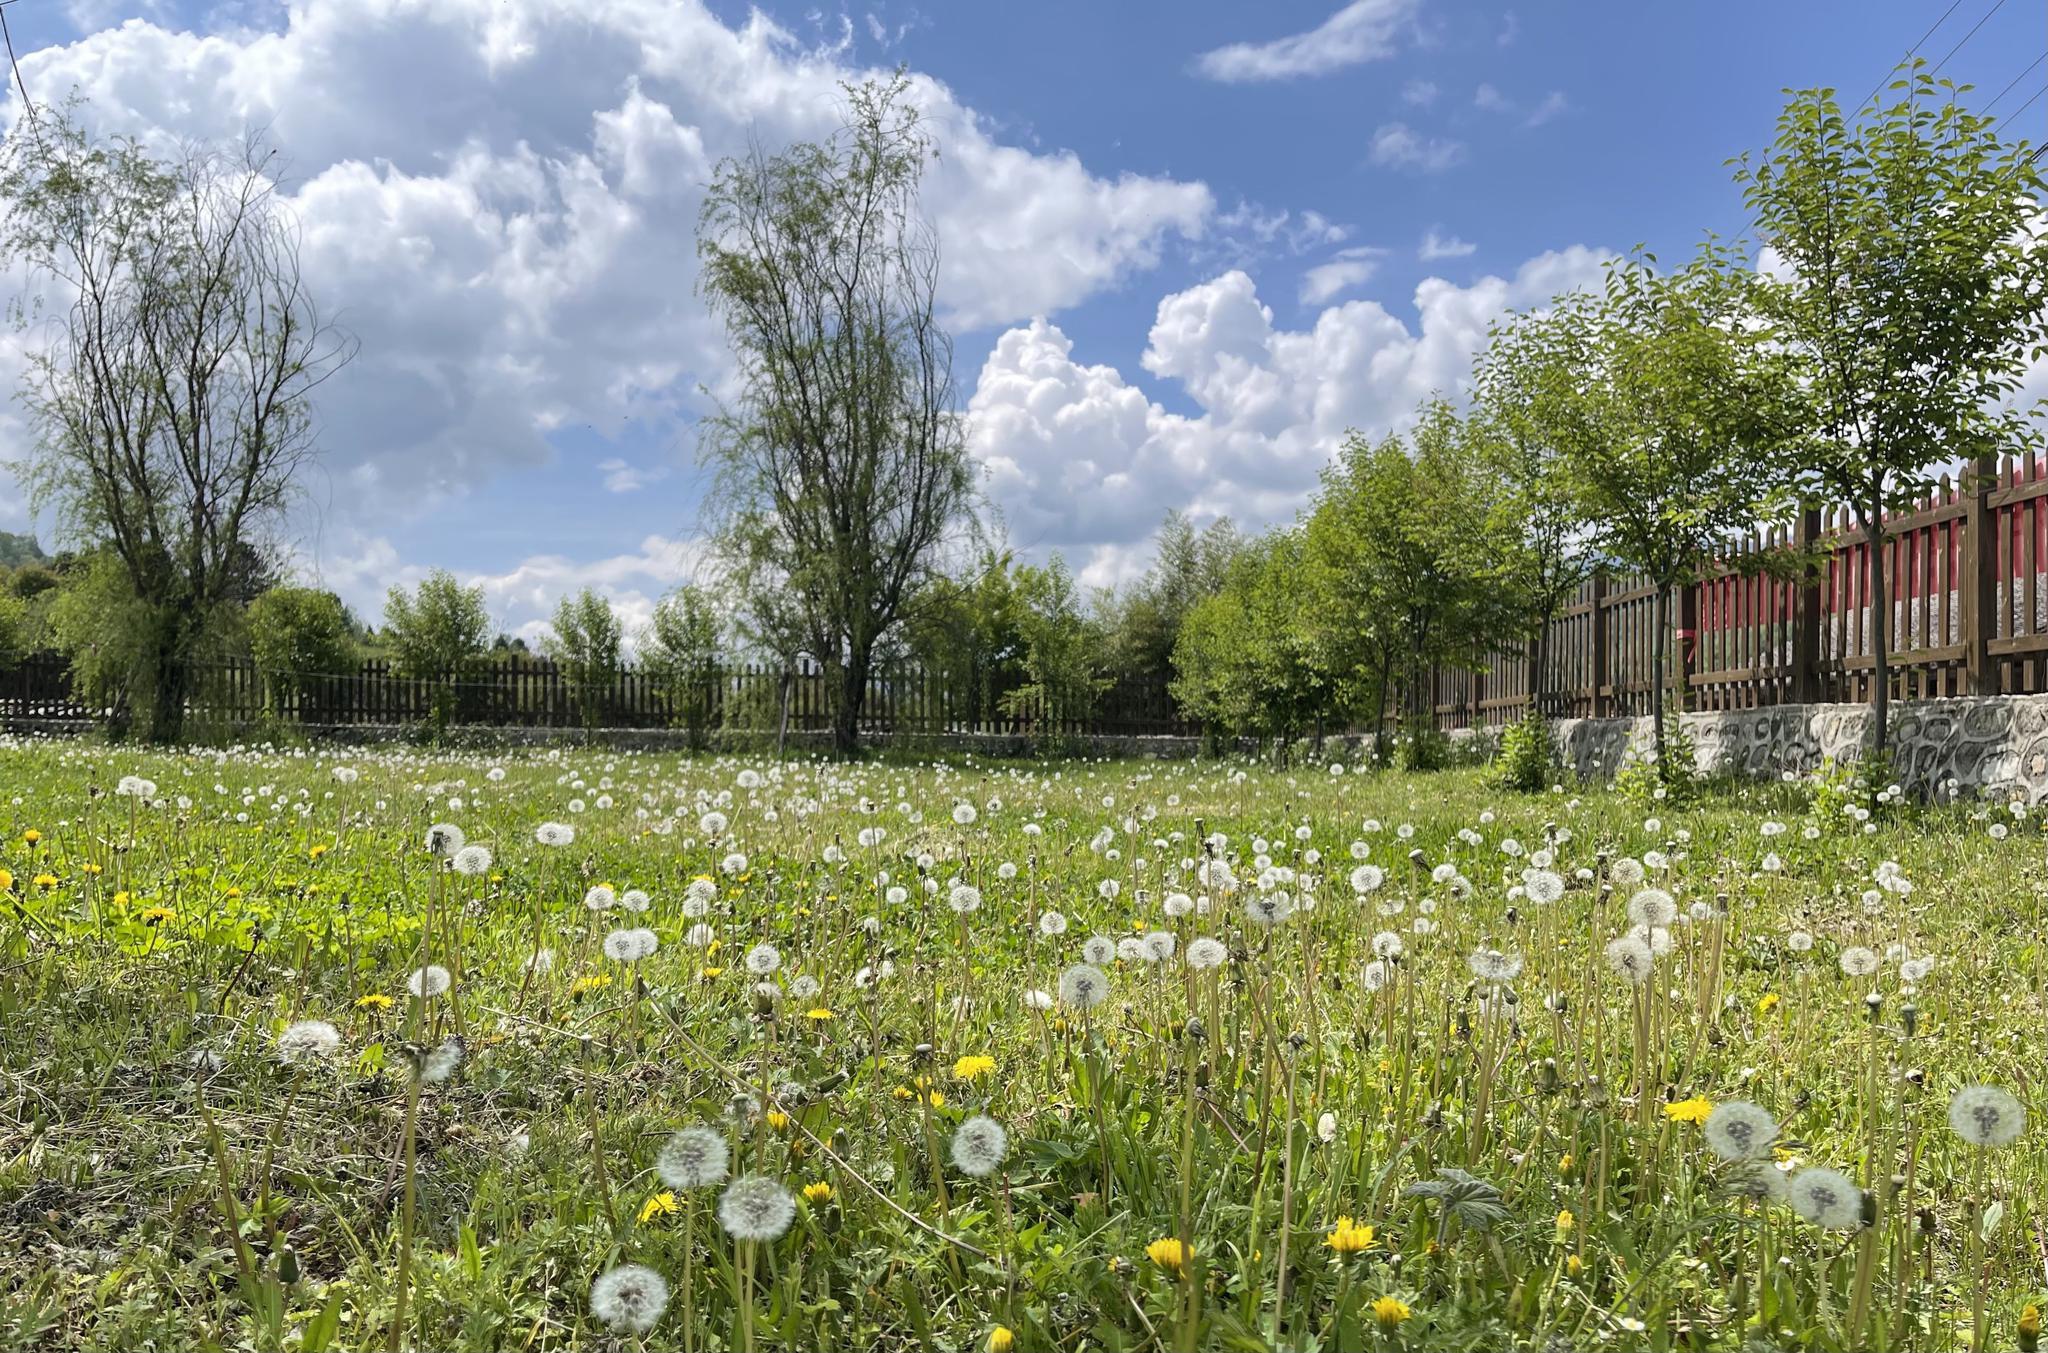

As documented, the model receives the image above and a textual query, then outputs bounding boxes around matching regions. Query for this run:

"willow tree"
[0,109,353,742]
[696,78,975,756]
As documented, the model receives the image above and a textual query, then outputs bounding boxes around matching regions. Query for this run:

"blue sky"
[0,0,2042,642]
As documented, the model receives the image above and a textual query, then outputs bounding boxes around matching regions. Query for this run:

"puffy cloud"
[0,0,1213,589]
[968,247,1613,562]
[1193,0,1420,83]
[1367,122,1466,173]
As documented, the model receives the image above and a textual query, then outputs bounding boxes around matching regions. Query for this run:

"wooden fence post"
[1962,452,2001,697]
[1791,505,1824,703]
[1589,573,1610,718]
[1676,581,1699,712]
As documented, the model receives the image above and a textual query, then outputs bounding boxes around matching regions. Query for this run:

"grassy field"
[0,736,2044,1352]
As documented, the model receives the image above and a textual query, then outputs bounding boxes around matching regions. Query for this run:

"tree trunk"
[1526,630,1545,718]
[1867,513,1889,758]
[775,668,792,760]
[146,608,192,744]
[1650,584,1669,777]
[831,647,871,758]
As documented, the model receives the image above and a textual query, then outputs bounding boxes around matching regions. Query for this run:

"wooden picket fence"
[0,649,1191,739]
[1431,452,2048,730]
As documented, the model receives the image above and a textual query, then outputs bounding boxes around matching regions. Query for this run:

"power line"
[1928,0,2009,78]
[1850,0,1966,115]
[0,0,36,132]
[1984,52,2045,111]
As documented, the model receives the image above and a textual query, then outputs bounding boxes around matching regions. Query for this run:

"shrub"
[1490,709,1557,793]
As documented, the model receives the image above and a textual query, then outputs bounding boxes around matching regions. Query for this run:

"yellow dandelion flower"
[22,829,40,844]
[988,1327,1015,1353]
[1566,1253,1584,1276]
[802,1181,834,1204]
[354,993,394,1010]
[80,862,102,876]
[766,1111,790,1131]
[1555,1209,1574,1237]
[309,844,329,859]
[699,966,725,979]
[0,869,12,891]
[805,1007,835,1022]
[1757,991,1781,1015]
[1145,1237,1190,1273]
[638,1191,678,1223]
[140,906,175,926]
[954,1054,997,1080]
[571,974,614,996]
[1369,1296,1411,1329]
[32,873,58,888]
[1325,1216,1376,1254]
[1664,1096,1713,1125]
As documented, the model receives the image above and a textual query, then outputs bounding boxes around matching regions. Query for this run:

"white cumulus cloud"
[1193,0,1420,83]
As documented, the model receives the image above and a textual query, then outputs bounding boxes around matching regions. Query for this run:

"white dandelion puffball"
[1468,948,1524,983]
[718,1175,797,1241]
[1039,911,1068,936]
[583,884,617,911]
[948,883,983,914]
[1949,1085,2026,1148]
[1604,935,1654,985]
[1349,864,1385,895]
[720,852,749,875]
[1837,946,1879,977]
[1371,931,1405,961]
[425,823,465,857]
[1626,888,1678,929]
[1787,1167,1864,1230]
[604,928,658,962]
[699,811,729,837]
[278,1019,342,1061]
[744,943,783,976]
[685,877,718,909]
[590,1264,670,1335]
[1611,857,1645,886]
[1081,936,1116,965]
[951,1115,1009,1176]
[658,1126,731,1190]
[620,888,651,913]
[1163,891,1194,917]
[535,822,575,847]
[952,802,978,826]
[1058,963,1111,1010]
[407,965,453,999]
[1185,937,1227,971]
[1787,929,1814,953]
[1023,989,1054,1011]
[1703,1101,1778,1161]
[1524,870,1565,905]
[1142,931,1176,962]
[451,845,493,876]
[421,1037,465,1084]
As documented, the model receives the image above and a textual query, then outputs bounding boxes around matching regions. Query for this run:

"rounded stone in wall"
[2017,699,2048,736]
[2021,733,2048,788]
[1914,712,1954,747]
[1963,701,2011,739]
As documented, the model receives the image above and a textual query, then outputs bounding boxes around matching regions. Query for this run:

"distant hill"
[0,533,43,568]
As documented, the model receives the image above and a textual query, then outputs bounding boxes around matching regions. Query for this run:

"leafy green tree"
[544,588,624,728]
[1002,555,1107,738]
[898,549,1026,728]
[1172,531,1328,748]
[0,108,352,742]
[1305,405,1509,758]
[1099,511,1241,695]
[697,77,976,756]
[1473,311,1595,715]
[643,584,724,747]
[384,571,491,679]
[0,589,27,666]
[0,532,42,568]
[246,586,357,716]
[1736,67,2048,752]
[1554,250,1797,773]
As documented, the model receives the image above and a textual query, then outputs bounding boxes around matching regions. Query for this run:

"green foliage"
[1736,66,2048,749]
[384,570,491,680]
[1489,709,1557,793]
[0,531,42,568]
[641,584,724,746]
[898,549,1027,727]
[543,588,624,729]
[1171,532,1329,743]
[1615,696,1703,805]
[246,587,357,716]
[1002,555,1107,742]
[0,590,27,665]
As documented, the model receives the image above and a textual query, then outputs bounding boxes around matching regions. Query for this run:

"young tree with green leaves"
[1736,67,2048,753]
[1473,310,1595,715]
[643,583,725,747]
[1555,250,1798,774]
[696,77,976,756]
[384,569,491,730]
[1172,531,1329,749]
[1002,555,1108,739]
[246,586,356,716]
[544,588,624,729]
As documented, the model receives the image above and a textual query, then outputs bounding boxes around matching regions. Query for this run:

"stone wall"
[1551,696,2048,801]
